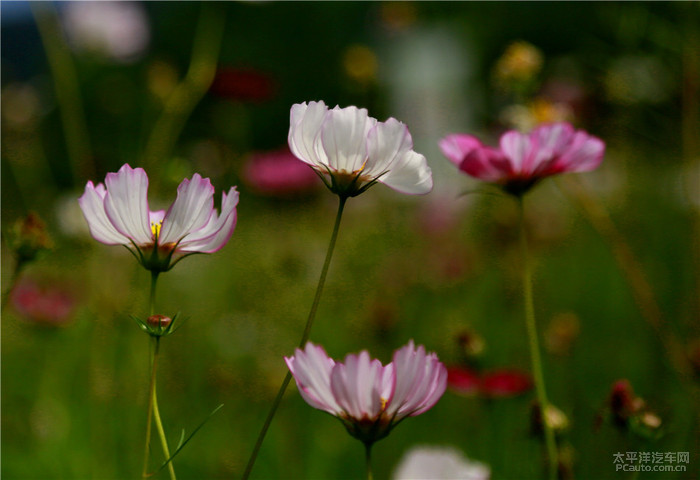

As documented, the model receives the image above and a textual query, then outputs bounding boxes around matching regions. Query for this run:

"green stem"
[142,338,159,478]
[142,273,176,480]
[142,338,177,480]
[152,368,176,480]
[1,259,25,310]
[242,196,347,480]
[364,442,374,480]
[150,271,160,316]
[517,196,557,480]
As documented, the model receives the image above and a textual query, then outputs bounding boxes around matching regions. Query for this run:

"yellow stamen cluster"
[151,220,163,238]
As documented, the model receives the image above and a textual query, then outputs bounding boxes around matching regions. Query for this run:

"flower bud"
[147,314,172,329]
[7,212,52,265]
[531,402,569,437]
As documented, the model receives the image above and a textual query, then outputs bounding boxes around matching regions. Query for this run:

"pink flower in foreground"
[286,340,447,444]
[243,148,320,197]
[439,122,604,196]
[289,101,433,197]
[79,164,239,272]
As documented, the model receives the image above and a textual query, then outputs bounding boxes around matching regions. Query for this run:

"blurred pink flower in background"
[286,340,447,444]
[289,101,433,197]
[440,122,604,196]
[79,164,238,272]
[242,148,320,197]
[393,445,491,480]
[210,67,277,102]
[10,278,77,326]
[447,366,532,398]
[61,1,150,63]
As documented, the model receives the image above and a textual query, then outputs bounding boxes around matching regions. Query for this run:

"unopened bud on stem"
[147,314,172,329]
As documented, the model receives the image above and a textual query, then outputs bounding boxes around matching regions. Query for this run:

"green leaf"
[152,404,224,474]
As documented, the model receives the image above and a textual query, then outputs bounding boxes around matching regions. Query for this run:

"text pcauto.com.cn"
[613,452,689,472]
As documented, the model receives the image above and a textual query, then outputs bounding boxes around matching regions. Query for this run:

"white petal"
[103,164,152,245]
[320,105,375,173]
[367,119,433,194]
[288,101,328,169]
[499,131,531,175]
[78,181,130,245]
[379,150,433,195]
[178,187,239,253]
[159,174,215,245]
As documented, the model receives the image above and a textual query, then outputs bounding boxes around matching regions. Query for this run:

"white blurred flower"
[393,446,490,480]
[61,1,150,63]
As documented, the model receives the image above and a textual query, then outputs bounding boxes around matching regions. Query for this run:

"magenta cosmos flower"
[289,101,433,197]
[243,147,320,197]
[286,340,447,445]
[439,122,604,196]
[79,164,238,272]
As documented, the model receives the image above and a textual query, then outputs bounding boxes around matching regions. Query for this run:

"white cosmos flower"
[393,445,491,480]
[78,164,238,272]
[288,101,433,197]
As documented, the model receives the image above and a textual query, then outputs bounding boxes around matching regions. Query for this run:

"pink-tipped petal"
[286,343,341,415]
[551,131,605,174]
[388,341,447,418]
[527,122,575,174]
[459,147,511,182]
[177,187,239,253]
[159,174,215,245]
[78,181,131,245]
[331,351,389,420]
[438,134,483,167]
[407,354,447,416]
[103,164,152,245]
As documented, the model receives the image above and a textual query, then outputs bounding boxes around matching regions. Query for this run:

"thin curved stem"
[142,274,176,480]
[1,259,25,310]
[31,2,94,182]
[517,196,557,480]
[142,5,225,178]
[242,196,347,480]
[142,338,159,478]
[152,374,176,480]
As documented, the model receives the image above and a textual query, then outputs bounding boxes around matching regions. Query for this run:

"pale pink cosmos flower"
[285,340,447,444]
[439,122,605,196]
[289,101,433,197]
[79,164,238,272]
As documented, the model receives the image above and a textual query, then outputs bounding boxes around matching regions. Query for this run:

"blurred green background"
[2,2,699,479]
